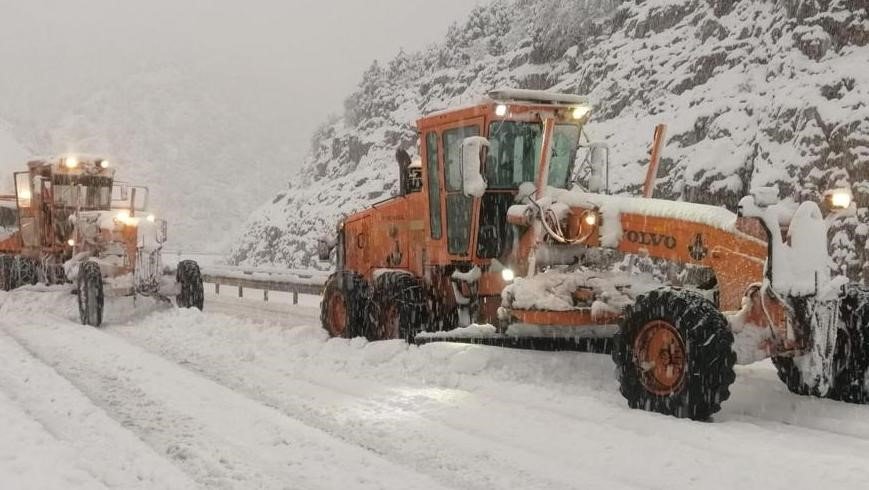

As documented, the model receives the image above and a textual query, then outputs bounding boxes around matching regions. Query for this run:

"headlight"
[146,214,156,223]
[572,106,591,120]
[495,104,508,117]
[67,239,75,247]
[115,210,139,226]
[99,160,110,169]
[830,190,852,209]
[64,156,79,168]
[584,213,597,226]
[501,268,515,282]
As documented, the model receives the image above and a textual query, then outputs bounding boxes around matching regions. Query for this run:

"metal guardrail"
[199,265,331,304]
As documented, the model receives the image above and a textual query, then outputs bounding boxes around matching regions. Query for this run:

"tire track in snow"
[111,307,869,490]
[0,313,450,490]
[0,329,197,489]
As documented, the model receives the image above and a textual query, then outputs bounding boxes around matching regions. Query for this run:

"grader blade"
[413,334,613,353]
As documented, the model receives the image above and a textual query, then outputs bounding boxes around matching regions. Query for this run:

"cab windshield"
[477,121,581,259]
[485,121,581,189]
[52,175,112,209]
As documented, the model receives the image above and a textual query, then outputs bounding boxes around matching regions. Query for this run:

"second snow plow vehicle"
[320,89,868,420]
[0,156,204,326]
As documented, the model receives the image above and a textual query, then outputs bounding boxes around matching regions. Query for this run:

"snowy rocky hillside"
[233,0,869,280]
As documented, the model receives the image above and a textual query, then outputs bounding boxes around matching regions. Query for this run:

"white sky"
[0,0,479,166]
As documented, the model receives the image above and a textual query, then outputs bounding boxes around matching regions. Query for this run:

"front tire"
[176,260,204,310]
[613,288,736,420]
[773,285,869,402]
[78,261,104,327]
[829,285,869,402]
[365,272,426,342]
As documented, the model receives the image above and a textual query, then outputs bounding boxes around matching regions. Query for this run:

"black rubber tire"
[176,260,204,310]
[0,255,14,291]
[77,261,104,327]
[320,271,368,338]
[13,256,39,287]
[829,285,869,402]
[365,272,427,342]
[770,356,814,396]
[774,285,869,402]
[612,288,737,420]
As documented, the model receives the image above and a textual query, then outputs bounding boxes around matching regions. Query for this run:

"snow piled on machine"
[547,187,742,234]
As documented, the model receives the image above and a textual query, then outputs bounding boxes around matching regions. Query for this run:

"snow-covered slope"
[232,0,868,278]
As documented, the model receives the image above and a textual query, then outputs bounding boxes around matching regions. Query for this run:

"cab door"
[14,172,39,249]
[440,118,482,259]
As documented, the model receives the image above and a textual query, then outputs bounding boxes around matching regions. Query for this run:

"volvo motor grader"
[0,156,204,326]
[319,89,868,420]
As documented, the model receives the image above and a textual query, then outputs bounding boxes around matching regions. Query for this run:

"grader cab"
[320,89,868,420]
[0,155,204,326]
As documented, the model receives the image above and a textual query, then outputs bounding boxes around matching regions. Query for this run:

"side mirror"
[588,142,609,193]
[317,236,335,261]
[462,136,489,198]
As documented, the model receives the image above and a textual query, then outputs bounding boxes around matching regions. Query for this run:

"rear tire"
[365,272,426,342]
[77,261,104,327]
[176,260,204,310]
[13,256,38,287]
[613,288,736,420]
[0,255,14,291]
[320,272,367,338]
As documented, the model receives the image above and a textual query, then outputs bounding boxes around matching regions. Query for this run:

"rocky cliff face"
[232,0,868,280]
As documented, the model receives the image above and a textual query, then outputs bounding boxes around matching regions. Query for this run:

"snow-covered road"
[2,287,869,489]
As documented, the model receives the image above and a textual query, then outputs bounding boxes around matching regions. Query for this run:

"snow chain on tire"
[773,284,869,403]
[78,261,104,327]
[176,260,204,310]
[365,272,427,342]
[0,255,14,291]
[320,271,368,339]
[613,288,736,420]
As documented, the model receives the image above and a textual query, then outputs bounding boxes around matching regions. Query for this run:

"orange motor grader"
[320,89,868,420]
[0,156,204,327]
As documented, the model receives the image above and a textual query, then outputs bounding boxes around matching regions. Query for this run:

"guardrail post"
[215,283,220,295]
[263,289,269,302]
[238,286,243,298]
[293,291,299,305]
